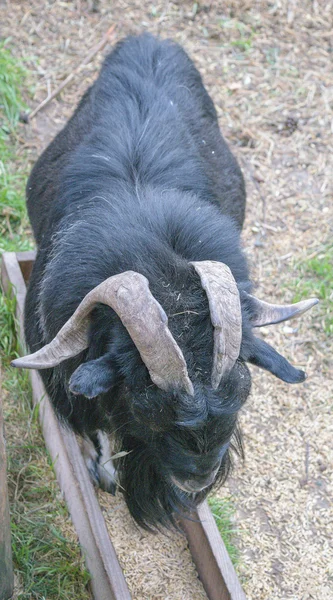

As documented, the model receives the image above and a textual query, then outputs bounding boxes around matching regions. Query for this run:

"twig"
[300,442,310,487]
[22,24,116,122]
[6,214,14,239]
[169,310,200,317]
[305,441,310,483]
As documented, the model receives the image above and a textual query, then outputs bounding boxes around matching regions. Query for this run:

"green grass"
[0,41,32,252]
[0,41,27,130]
[1,45,91,598]
[208,496,240,566]
[292,244,333,335]
[1,292,91,599]
[230,35,253,52]
[219,18,255,53]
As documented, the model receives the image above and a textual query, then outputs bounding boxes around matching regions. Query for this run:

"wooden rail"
[1,251,247,600]
[0,379,14,600]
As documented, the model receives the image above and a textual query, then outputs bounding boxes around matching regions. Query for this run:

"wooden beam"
[1,252,26,335]
[1,250,248,600]
[16,250,36,284]
[0,377,14,600]
[180,502,247,600]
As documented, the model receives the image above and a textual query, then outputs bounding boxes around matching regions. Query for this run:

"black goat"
[14,34,317,530]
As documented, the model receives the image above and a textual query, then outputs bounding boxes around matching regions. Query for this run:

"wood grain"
[0,378,14,600]
[180,502,247,600]
[16,250,36,284]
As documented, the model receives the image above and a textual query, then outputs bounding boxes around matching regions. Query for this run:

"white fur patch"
[97,431,117,491]
[80,432,117,494]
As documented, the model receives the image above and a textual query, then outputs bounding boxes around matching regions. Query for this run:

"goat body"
[23,34,311,529]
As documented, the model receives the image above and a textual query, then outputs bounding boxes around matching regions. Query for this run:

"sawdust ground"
[1,1,332,599]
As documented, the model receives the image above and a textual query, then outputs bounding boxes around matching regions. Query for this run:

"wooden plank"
[29,372,131,600]
[0,376,14,600]
[1,250,248,600]
[180,502,247,600]
[16,250,36,284]
[1,252,26,335]
[1,252,131,600]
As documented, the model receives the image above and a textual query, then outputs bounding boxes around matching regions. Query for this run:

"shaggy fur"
[24,34,305,529]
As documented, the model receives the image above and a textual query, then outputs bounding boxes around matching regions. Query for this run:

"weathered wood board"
[1,251,247,600]
[0,381,14,600]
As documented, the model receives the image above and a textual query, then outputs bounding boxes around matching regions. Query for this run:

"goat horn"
[243,292,319,327]
[12,271,194,396]
[190,261,242,390]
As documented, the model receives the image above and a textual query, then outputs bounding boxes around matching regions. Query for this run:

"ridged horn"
[243,292,319,327]
[190,261,242,390]
[12,271,194,396]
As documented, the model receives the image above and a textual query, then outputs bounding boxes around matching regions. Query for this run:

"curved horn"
[12,272,194,396]
[190,261,242,390]
[243,292,319,327]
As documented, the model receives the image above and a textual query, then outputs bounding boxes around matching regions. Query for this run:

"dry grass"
[1,1,332,598]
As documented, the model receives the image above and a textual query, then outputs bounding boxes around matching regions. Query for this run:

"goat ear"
[69,355,116,398]
[248,337,306,383]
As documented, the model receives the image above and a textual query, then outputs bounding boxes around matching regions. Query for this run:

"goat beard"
[114,434,235,531]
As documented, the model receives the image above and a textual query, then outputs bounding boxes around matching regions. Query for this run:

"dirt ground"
[2,1,332,599]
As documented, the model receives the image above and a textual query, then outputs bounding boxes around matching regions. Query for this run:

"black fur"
[24,34,305,529]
